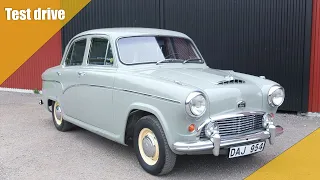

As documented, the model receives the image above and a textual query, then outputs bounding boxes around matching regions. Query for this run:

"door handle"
[56,72,61,76]
[78,72,86,76]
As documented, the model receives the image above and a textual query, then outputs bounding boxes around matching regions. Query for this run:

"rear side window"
[88,38,114,65]
[65,39,87,66]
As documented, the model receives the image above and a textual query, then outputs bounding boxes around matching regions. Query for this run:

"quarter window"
[65,39,87,66]
[88,38,114,65]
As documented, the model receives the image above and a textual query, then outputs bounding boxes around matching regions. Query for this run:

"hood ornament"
[224,75,234,81]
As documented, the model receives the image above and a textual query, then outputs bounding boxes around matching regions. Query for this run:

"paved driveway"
[0,91,319,180]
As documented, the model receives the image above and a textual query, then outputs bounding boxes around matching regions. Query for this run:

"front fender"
[126,102,174,149]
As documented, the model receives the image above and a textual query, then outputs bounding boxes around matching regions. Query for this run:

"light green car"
[40,28,284,175]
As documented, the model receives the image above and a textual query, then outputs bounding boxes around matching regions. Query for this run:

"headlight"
[185,92,207,117]
[268,85,285,107]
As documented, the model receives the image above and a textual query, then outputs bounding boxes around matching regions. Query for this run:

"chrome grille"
[216,79,245,85]
[200,114,264,139]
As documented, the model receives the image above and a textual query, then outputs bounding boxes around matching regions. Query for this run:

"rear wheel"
[133,115,176,175]
[52,101,74,132]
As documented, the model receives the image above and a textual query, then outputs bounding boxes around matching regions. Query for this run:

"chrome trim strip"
[43,80,64,89]
[62,84,113,94]
[62,84,180,104]
[43,79,62,84]
[115,87,181,104]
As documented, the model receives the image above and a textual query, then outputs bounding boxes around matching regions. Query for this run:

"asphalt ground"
[0,91,319,180]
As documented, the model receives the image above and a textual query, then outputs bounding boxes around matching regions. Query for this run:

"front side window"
[117,36,202,65]
[65,39,87,66]
[87,38,114,65]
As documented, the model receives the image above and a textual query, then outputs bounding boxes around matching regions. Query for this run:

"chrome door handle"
[56,72,61,76]
[78,72,86,76]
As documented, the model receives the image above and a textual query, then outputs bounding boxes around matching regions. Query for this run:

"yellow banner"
[247,128,320,179]
[0,0,91,84]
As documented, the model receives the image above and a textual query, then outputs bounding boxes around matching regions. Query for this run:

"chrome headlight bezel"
[185,92,207,117]
[268,85,285,107]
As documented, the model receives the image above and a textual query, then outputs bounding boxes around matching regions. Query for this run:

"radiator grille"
[200,114,264,138]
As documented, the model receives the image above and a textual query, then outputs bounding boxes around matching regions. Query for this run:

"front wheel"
[133,115,176,175]
[52,101,74,132]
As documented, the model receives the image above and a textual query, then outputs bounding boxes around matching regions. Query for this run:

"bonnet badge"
[237,101,246,109]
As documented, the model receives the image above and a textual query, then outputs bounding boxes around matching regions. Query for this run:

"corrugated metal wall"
[62,0,312,112]
[0,31,62,90]
[309,0,320,112]
[162,0,312,112]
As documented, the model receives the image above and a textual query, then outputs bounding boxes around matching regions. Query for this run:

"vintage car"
[40,28,284,175]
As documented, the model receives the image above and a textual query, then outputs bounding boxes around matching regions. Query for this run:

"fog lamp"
[205,122,219,137]
[263,113,274,128]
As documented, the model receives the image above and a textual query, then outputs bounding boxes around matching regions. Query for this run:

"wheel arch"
[42,79,63,112]
[45,96,58,112]
[124,103,171,148]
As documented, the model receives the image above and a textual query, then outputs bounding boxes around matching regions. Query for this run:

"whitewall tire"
[52,101,74,132]
[133,115,176,175]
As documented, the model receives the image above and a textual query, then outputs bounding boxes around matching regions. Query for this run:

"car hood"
[137,67,245,88]
[136,67,264,115]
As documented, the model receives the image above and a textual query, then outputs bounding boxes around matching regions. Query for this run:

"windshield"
[117,36,202,65]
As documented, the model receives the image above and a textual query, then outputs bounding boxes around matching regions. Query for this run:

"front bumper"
[173,124,283,156]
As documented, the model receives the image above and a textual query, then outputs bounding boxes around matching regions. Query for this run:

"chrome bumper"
[173,125,284,156]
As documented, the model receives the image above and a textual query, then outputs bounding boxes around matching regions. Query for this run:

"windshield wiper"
[156,58,183,65]
[183,58,203,64]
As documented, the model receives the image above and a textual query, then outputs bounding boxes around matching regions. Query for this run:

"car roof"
[74,27,190,39]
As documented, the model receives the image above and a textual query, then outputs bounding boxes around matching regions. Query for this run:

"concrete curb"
[0,87,42,94]
[299,112,320,117]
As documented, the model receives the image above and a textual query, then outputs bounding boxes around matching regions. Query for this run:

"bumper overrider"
[173,112,284,156]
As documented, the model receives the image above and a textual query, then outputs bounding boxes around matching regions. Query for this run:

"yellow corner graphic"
[0,0,91,84]
[246,128,320,180]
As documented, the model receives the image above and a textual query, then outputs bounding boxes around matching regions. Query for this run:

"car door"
[59,37,90,121]
[74,35,117,135]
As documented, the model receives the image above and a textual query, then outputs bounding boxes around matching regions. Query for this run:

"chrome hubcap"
[142,134,156,157]
[54,102,63,125]
[138,128,159,165]
[55,105,62,120]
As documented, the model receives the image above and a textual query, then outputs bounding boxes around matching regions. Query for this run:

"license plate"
[228,141,265,158]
